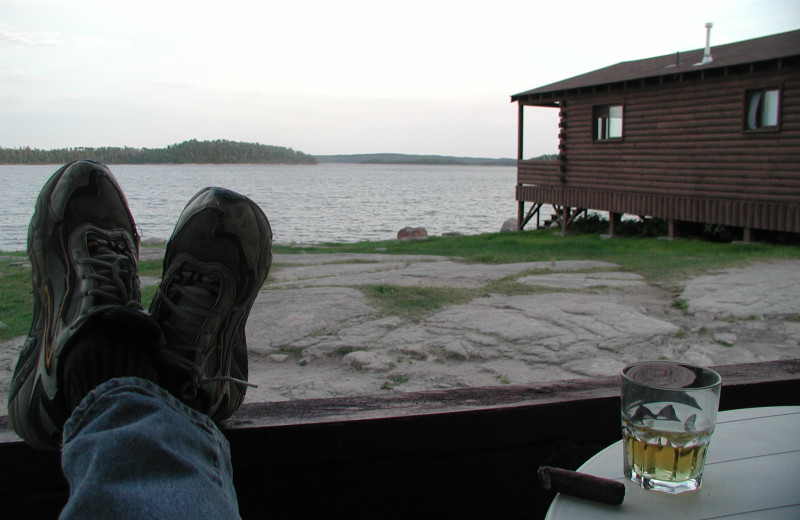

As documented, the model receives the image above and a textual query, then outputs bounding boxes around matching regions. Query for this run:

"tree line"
[0,139,317,165]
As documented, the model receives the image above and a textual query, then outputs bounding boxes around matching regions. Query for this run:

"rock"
[142,237,167,246]
[517,271,644,289]
[397,227,428,240]
[343,351,391,371]
[682,262,800,318]
[500,218,517,232]
[443,339,473,360]
[245,287,376,353]
[682,347,715,366]
[140,276,161,288]
[713,332,738,346]
[441,232,464,237]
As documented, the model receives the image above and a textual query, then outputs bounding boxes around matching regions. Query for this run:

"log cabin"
[511,29,800,240]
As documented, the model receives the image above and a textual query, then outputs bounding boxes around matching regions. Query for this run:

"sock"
[63,325,160,414]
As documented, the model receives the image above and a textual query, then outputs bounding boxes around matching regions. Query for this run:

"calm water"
[0,163,546,251]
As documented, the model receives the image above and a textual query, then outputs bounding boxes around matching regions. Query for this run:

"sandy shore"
[2,251,799,415]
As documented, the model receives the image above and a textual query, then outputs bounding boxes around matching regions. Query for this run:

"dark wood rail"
[2,358,799,519]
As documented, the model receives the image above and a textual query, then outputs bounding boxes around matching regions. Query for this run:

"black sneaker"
[8,160,153,449]
[150,187,272,422]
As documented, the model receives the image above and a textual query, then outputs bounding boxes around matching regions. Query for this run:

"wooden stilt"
[605,212,620,239]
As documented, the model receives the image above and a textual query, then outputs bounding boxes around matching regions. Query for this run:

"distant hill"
[0,139,317,165]
[315,153,516,166]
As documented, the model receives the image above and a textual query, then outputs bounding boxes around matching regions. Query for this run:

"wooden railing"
[2,359,799,519]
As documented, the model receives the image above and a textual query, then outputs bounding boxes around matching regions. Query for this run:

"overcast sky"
[1,0,798,158]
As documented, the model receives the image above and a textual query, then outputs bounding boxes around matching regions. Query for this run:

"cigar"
[538,466,625,505]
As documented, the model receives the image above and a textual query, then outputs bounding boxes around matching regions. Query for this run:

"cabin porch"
[516,171,800,240]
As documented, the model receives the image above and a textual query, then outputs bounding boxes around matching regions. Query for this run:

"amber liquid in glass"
[622,402,713,493]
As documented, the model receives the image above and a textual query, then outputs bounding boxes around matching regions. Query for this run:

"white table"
[544,406,800,520]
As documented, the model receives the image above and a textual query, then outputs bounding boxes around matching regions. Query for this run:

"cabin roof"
[511,29,800,102]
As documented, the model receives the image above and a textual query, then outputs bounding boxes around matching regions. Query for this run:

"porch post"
[608,212,621,237]
[517,103,524,160]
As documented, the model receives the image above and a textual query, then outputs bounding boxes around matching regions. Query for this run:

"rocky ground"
[1,251,799,413]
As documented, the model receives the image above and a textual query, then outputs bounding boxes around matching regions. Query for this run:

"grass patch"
[673,298,690,314]
[0,257,33,341]
[363,284,477,321]
[139,258,163,278]
[361,271,579,321]
[381,374,410,390]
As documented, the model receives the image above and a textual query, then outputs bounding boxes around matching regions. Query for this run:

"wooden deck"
[1,358,799,519]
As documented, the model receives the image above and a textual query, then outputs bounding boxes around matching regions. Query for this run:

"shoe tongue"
[170,267,220,311]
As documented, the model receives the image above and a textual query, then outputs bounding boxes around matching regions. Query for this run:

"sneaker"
[149,187,272,422]
[8,160,153,449]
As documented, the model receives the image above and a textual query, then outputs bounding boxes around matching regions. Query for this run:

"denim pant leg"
[60,377,241,520]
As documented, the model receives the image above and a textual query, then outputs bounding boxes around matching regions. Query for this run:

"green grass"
[274,229,800,284]
[139,258,163,309]
[363,284,478,321]
[2,228,799,340]
[0,254,33,340]
[362,273,586,322]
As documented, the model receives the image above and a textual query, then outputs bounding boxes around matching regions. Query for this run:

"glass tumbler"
[621,361,722,494]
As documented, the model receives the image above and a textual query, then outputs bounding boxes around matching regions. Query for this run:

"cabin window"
[593,105,623,140]
[745,88,780,130]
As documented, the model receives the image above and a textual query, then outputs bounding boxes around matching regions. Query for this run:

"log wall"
[517,59,800,233]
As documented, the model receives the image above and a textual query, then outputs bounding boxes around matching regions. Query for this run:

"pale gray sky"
[1,0,798,158]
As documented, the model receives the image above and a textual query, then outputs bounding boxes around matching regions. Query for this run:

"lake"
[0,163,551,251]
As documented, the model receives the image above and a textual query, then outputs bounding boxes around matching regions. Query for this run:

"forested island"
[0,140,544,166]
[0,139,317,165]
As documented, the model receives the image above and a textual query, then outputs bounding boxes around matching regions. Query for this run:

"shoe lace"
[79,236,141,310]
[157,269,255,400]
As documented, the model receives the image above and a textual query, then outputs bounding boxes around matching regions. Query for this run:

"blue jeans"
[60,377,241,519]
